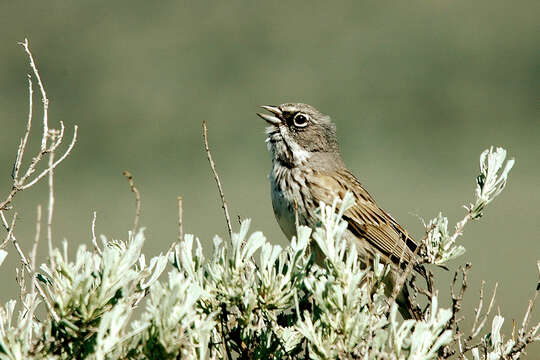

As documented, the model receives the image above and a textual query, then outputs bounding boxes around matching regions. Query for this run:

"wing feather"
[307,169,418,267]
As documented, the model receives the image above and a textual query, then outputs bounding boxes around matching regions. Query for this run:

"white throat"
[266,125,311,167]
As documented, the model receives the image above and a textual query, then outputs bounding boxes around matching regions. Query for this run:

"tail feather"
[396,284,421,320]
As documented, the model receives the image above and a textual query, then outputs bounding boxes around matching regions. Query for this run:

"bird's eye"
[293,113,309,128]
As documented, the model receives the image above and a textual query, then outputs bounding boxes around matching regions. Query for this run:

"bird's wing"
[306,169,418,267]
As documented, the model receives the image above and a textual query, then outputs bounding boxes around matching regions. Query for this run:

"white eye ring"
[293,113,309,128]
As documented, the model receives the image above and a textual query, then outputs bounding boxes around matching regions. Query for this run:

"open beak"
[257,105,282,126]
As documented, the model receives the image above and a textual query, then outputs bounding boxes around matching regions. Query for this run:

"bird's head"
[257,103,341,168]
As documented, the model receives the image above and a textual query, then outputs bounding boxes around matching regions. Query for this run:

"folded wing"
[307,169,418,267]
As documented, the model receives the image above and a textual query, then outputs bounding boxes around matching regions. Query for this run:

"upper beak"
[257,105,282,125]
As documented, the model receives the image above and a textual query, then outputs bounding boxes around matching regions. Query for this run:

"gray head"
[257,103,344,169]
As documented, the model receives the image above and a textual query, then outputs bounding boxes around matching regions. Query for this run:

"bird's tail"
[396,284,421,320]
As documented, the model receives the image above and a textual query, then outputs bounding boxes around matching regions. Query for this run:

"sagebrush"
[0,39,538,360]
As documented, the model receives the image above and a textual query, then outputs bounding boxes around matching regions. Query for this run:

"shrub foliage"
[0,40,538,360]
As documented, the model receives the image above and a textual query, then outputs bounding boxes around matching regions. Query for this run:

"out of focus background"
[1,0,538,354]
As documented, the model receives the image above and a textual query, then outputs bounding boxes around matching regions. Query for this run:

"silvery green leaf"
[490,315,504,347]
[241,231,266,265]
[140,253,168,289]
[423,212,467,265]
[291,225,311,253]
[470,147,514,218]
[277,327,303,352]
[94,302,131,359]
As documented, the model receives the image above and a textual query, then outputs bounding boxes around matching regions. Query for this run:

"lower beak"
[257,105,282,125]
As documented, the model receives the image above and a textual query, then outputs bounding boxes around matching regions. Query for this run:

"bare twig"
[202,121,232,238]
[0,40,79,211]
[506,261,540,357]
[16,264,27,304]
[449,263,472,329]
[13,75,34,180]
[0,39,78,326]
[387,242,424,314]
[387,220,442,316]
[123,171,141,234]
[454,262,540,359]
[519,262,539,339]
[471,282,497,338]
[91,211,102,255]
[451,280,500,359]
[447,212,473,250]
[31,204,42,271]
[0,210,59,323]
[2,212,18,251]
[472,281,486,336]
[20,38,49,151]
[390,191,487,318]
[440,264,473,358]
[177,196,184,243]
[46,133,57,270]
[19,124,78,190]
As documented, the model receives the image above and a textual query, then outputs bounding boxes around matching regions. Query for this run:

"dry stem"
[123,171,141,235]
[0,38,77,325]
[202,121,232,238]
[177,196,184,243]
[0,210,59,323]
[31,205,42,271]
[12,75,33,180]
[91,211,102,255]
[387,241,424,315]
[20,38,49,151]
[0,39,78,211]
[46,135,57,270]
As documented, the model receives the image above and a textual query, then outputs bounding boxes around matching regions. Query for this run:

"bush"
[0,39,538,360]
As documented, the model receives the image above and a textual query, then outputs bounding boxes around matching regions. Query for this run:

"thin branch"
[0,39,77,326]
[16,264,27,304]
[471,281,486,335]
[519,263,539,339]
[13,75,34,180]
[460,280,498,348]
[506,262,540,358]
[48,121,65,153]
[449,263,471,329]
[91,211,102,255]
[19,38,48,151]
[0,41,77,212]
[202,121,232,238]
[31,204,42,271]
[46,135,56,270]
[177,196,184,243]
[123,171,141,234]
[0,210,59,323]
[387,241,424,313]
[20,125,79,190]
[448,212,473,249]
[2,212,18,251]
[440,264,473,358]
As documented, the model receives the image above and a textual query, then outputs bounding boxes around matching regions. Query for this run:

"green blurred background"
[1,0,538,355]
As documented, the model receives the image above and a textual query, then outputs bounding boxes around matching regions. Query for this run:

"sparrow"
[257,103,418,319]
